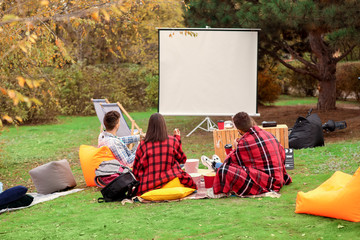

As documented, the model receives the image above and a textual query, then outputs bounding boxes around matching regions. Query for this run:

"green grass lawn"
[1,98,360,239]
[268,95,359,107]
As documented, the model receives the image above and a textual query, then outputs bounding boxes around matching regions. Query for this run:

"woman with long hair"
[132,113,197,195]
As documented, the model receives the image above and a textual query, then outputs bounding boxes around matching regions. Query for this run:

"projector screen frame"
[158,28,260,117]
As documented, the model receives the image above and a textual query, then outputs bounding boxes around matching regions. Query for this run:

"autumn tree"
[0,0,184,124]
[184,0,360,110]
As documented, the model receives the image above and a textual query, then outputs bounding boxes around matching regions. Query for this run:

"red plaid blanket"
[213,126,292,196]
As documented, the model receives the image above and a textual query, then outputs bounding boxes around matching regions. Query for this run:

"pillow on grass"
[79,145,116,186]
[0,194,34,210]
[29,159,76,194]
[140,177,194,201]
[161,177,185,189]
[140,187,195,201]
[0,186,28,207]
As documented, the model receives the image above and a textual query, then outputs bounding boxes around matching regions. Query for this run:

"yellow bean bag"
[295,167,360,222]
[140,177,196,201]
[79,145,116,187]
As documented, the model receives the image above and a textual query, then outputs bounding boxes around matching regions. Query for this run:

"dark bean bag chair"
[289,113,324,149]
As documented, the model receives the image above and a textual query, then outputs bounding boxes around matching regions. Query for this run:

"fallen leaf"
[337,224,344,229]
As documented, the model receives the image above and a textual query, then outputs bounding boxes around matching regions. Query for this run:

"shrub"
[0,75,59,124]
[336,61,360,101]
[0,63,159,124]
[52,64,155,115]
[257,68,282,105]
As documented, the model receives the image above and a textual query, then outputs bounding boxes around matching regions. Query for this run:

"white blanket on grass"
[0,188,83,214]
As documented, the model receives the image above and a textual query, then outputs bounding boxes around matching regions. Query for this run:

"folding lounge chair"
[91,99,142,137]
[92,99,109,133]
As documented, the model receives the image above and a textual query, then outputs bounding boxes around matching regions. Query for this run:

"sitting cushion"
[29,159,77,194]
[295,167,360,222]
[0,186,28,207]
[0,194,34,210]
[162,177,185,189]
[79,145,116,186]
[140,177,195,201]
[140,187,195,201]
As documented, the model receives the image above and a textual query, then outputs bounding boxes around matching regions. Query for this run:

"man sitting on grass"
[202,112,292,196]
[98,111,140,168]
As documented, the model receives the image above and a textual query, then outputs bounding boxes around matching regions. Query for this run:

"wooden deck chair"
[91,99,142,137]
[91,99,109,133]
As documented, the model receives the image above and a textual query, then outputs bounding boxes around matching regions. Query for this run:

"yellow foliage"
[7,90,16,99]
[28,36,36,43]
[2,115,13,123]
[17,76,25,87]
[0,87,7,95]
[19,44,28,53]
[91,11,100,21]
[101,9,111,22]
[2,14,19,22]
[13,98,19,106]
[111,6,123,16]
[40,0,49,6]
[15,116,23,123]
[31,98,43,106]
[25,79,34,88]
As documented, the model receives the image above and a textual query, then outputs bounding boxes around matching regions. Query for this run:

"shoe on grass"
[212,154,222,164]
[201,155,215,170]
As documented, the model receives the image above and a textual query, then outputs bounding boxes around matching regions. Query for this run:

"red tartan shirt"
[132,135,197,195]
[213,126,292,196]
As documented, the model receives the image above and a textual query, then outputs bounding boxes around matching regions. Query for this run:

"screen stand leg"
[186,117,217,137]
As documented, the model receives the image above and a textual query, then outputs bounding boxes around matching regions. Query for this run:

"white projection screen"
[158,28,259,116]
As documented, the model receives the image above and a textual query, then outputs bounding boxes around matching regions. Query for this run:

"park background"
[1,1,360,239]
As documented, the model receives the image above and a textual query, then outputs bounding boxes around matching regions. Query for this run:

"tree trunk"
[309,30,337,110]
[318,77,336,110]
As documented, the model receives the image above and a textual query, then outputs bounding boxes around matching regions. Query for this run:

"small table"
[213,125,289,162]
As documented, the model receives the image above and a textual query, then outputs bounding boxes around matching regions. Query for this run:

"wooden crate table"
[213,124,289,162]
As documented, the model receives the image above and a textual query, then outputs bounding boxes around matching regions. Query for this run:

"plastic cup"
[204,173,216,188]
[217,120,225,130]
[184,159,199,173]
[189,173,202,188]
[224,144,233,155]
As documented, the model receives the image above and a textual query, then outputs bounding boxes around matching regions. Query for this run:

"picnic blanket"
[123,176,281,204]
[0,189,83,214]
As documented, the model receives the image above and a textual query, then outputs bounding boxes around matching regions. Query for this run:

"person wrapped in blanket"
[132,113,197,195]
[203,112,292,196]
[98,111,140,168]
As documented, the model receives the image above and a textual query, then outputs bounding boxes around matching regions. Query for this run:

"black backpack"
[98,169,139,203]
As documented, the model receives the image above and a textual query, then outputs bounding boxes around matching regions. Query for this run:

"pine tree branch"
[280,40,317,71]
[262,47,321,81]
[334,44,357,63]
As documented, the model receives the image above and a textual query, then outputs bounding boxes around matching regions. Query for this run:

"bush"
[0,63,159,124]
[257,68,282,105]
[336,61,360,101]
[0,75,59,124]
[51,64,155,115]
